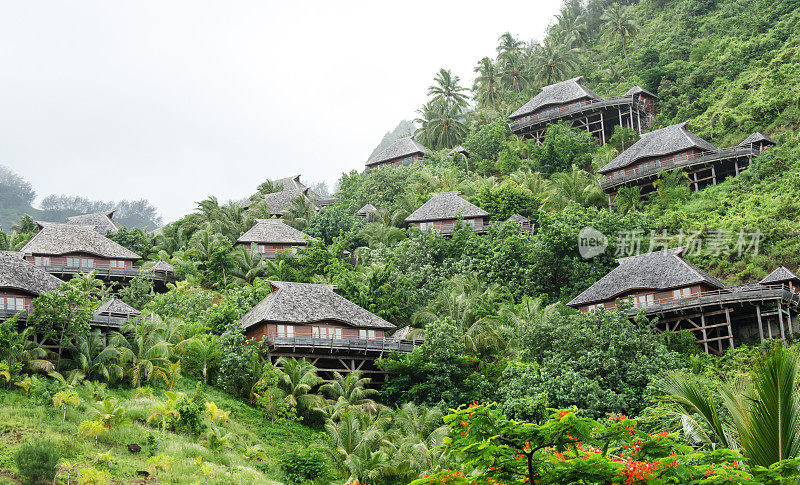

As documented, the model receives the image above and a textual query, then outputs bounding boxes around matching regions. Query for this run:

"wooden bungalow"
[568,248,800,355]
[91,298,143,337]
[365,137,430,170]
[20,223,156,285]
[508,77,658,144]
[236,219,316,258]
[760,266,800,293]
[243,175,335,215]
[405,192,490,235]
[599,122,766,203]
[356,203,378,222]
[503,214,534,235]
[0,251,63,322]
[239,281,418,382]
[66,210,120,235]
[738,132,776,153]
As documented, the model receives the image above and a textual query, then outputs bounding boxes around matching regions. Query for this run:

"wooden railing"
[611,284,800,315]
[266,334,421,354]
[0,307,142,327]
[39,265,175,282]
[509,97,645,131]
[600,147,757,190]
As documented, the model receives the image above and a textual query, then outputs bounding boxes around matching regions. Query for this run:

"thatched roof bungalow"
[366,137,429,170]
[236,219,316,258]
[405,192,489,234]
[760,266,800,291]
[66,210,120,235]
[244,175,335,214]
[0,251,63,318]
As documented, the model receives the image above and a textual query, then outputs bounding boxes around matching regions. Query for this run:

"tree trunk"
[622,35,629,67]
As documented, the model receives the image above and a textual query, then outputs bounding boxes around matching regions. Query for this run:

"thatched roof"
[239,281,396,330]
[624,85,658,98]
[0,251,63,295]
[357,203,377,215]
[510,76,602,119]
[567,247,726,307]
[149,260,174,272]
[237,219,316,245]
[244,175,330,214]
[598,122,718,174]
[94,298,141,317]
[66,210,120,234]
[366,137,429,167]
[21,223,141,259]
[405,192,489,223]
[505,214,530,224]
[448,145,469,157]
[738,132,776,147]
[759,266,800,285]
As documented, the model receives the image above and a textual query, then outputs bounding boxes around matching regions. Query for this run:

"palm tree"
[3,323,54,376]
[657,346,800,467]
[510,169,548,209]
[473,57,500,109]
[111,320,171,388]
[530,38,578,86]
[320,371,379,419]
[12,214,37,234]
[178,334,220,384]
[325,407,390,483]
[230,245,266,284]
[383,403,450,480]
[542,166,606,210]
[497,32,524,57]
[499,296,561,355]
[427,68,469,110]
[615,186,643,213]
[499,51,530,94]
[283,194,317,230]
[63,331,123,383]
[263,258,297,282]
[551,6,588,49]
[415,101,468,150]
[652,169,691,208]
[358,223,406,248]
[274,357,325,417]
[602,3,639,68]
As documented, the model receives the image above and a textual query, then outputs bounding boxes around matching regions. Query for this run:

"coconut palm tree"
[499,51,530,94]
[321,371,380,419]
[652,169,691,208]
[326,407,391,483]
[111,320,171,388]
[178,334,220,384]
[473,57,500,109]
[3,323,54,376]
[263,258,297,282]
[358,223,406,248]
[657,346,800,467]
[530,38,578,86]
[427,68,469,110]
[63,331,123,383]
[283,195,317,230]
[542,166,606,210]
[497,32,525,57]
[415,100,468,150]
[383,403,450,480]
[602,3,639,68]
[274,357,325,417]
[551,6,589,49]
[230,245,266,284]
[499,296,561,356]
[615,186,643,213]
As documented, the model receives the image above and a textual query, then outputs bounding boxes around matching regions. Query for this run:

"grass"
[0,378,320,484]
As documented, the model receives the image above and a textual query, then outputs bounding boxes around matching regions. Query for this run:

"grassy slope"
[573,0,800,281]
[0,379,317,484]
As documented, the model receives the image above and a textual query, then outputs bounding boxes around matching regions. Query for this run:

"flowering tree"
[410,403,800,485]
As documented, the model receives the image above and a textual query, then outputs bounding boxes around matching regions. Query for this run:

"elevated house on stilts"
[236,219,316,259]
[599,123,774,205]
[365,137,430,170]
[567,248,800,355]
[405,192,490,235]
[239,281,419,384]
[508,77,658,144]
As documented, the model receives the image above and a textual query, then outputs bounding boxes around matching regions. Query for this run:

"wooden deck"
[39,265,176,285]
[601,147,757,193]
[0,308,142,329]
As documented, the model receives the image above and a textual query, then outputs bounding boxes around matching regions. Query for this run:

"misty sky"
[1,1,561,222]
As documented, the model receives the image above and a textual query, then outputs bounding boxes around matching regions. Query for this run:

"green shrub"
[173,393,207,436]
[279,448,327,484]
[14,439,60,485]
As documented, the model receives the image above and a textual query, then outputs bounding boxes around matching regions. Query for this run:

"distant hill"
[367,120,417,161]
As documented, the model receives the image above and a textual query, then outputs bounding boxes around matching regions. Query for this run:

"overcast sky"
[1,1,561,222]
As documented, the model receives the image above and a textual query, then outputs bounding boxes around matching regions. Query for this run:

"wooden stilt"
[629,105,634,129]
[779,303,786,340]
[600,111,606,145]
[725,308,734,349]
[712,165,717,185]
[788,306,793,335]
[700,313,709,355]
[637,109,642,134]
[757,304,764,342]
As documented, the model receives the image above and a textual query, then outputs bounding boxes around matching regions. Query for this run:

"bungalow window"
[275,324,294,338]
[635,294,655,307]
[4,297,24,311]
[34,256,50,266]
[66,257,80,267]
[81,258,94,268]
[672,288,692,300]
[109,260,126,269]
[418,222,428,231]
[359,329,376,340]
[312,326,342,339]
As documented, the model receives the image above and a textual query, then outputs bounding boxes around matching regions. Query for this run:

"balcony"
[38,265,176,283]
[600,147,757,192]
[264,334,421,355]
[509,97,644,133]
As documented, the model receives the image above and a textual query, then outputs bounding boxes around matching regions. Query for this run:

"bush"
[279,447,327,484]
[14,439,60,485]
[173,392,207,436]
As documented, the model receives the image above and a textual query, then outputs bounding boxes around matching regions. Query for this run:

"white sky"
[0,1,561,222]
